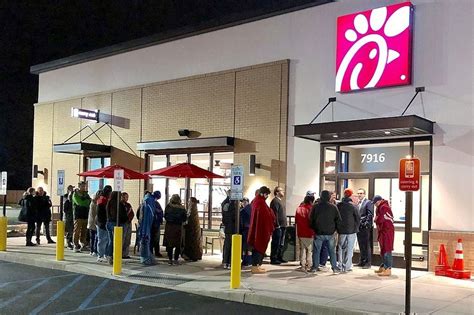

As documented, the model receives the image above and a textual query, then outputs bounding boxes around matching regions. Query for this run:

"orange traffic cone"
[435,244,448,276]
[447,239,471,280]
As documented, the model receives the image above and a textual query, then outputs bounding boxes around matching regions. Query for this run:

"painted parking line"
[123,284,139,302]
[77,279,110,310]
[0,274,75,289]
[29,275,85,315]
[0,278,50,309]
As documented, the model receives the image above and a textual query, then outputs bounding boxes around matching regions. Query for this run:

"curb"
[0,251,378,315]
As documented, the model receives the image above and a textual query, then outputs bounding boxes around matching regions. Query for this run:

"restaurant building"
[30,0,473,271]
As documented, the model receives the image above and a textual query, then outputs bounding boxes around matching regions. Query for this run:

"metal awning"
[53,142,112,155]
[137,137,235,154]
[294,115,434,143]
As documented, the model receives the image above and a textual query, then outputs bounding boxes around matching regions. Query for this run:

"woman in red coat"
[373,195,394,276]
[247,186,275,274]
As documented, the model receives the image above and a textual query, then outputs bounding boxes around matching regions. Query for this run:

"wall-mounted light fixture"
[178,129,190,137]
[249,154,261,176]
[33,165,45,178]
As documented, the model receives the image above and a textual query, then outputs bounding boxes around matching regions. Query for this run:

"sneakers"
[90,252,98,257]
[361,264,372,269]
[270,260,281,265]
[277,258,288,263]
[332,268,341,275]
[251,266,266,274]
[378,268,392,277]
[26,242,37,247]
[97,256,105,263]
[168,260,173,266]
[36,239,41,245]
[47,239,56,244]
[107,256,113,265]
[67,243,74,250]
[74,246,81,253]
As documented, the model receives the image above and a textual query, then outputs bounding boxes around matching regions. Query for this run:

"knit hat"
[152,190,161,199]
[343,188,353,198]
[372,195,383,203]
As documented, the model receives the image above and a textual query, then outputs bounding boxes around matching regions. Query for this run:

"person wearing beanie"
[336,188,360,272]
[247,186,276,274]
[309,190,341,274]
[373,195,394,276]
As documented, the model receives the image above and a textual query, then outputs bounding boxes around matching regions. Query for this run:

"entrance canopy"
[294,115,434,143]
[137,136,234,154]
[53,142,111,155]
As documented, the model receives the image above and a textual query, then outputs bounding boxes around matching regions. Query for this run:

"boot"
[374,265,384,273]
[378,268,392,277]
[257,265,266,272]
[251,266,266,274]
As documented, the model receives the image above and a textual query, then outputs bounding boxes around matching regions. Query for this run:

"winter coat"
[72,191,91,220]
[183,201,203,261]
[96,196,108,230]
[309,201,341,236]
[35,194,52,222]
[138,194,156,241]
[106,200,128,225]
[375,200,395,256]
[87,200,98,230]
[221,197,237,234]
[163,202,187,248]
[19,194,37,223]
[295,203,314,238]
[337,197,361,234]
[247,195,275,254]
[63,192,73,220]
[240,204,252,231]
[358,198,374,229]
[270,197,287,228]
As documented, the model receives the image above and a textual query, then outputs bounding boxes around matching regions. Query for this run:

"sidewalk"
[0,237,472,315]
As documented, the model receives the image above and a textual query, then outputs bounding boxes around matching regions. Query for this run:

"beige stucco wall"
[32,60,289,209]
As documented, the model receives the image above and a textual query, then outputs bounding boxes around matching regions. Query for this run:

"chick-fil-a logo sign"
[335,2,413,93]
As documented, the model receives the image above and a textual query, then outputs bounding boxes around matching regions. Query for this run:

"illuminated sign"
[71,108,100,122]
[399,157,420,191]
[336,2,413,92]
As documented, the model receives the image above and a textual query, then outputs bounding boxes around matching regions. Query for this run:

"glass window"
[340,142,409,173]
[86,157,111,195]
[190,153,211,225]
[324,148,337,174]
[149,155,167,210]
[168,154,188,204]
[414,140,430,173]
[211,152,233,228]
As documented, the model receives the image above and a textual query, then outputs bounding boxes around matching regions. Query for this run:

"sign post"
[399,155,420,315]
[0,172,7,251]
[230,165,244,289]
[113,169,124,275]
[56,170,66,260]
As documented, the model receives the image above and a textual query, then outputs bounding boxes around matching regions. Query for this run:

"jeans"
[312,238,329,267]
[223,233,232,265]
[252,250,264,266]
[270,227,286,261]
[96,225,108,258]
[106,221,122,257]
[122,222,132,257]
[313,234,338,271]
[383,252,393,269]
[36,221,52,242]
[357,227,372,265]
[89,229,97,254]
[337,233,357,271]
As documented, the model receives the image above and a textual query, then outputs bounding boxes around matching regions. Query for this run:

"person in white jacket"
[87,190,101,257]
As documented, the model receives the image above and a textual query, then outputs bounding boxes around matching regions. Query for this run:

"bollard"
[230,234,242,289]
[0,216,7,251]
[113,226,123,275]
[56,221,65,261]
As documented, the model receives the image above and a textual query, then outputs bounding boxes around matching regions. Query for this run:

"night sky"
[0,0,329,189]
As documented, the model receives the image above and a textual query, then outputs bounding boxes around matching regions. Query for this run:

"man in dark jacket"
[270,186,287,264]
[309,190,341,273]
[63,185,74,249]
[221,190,237,269]
[356,188,374,268]
[35,187,55,244]
[20,187,37,246]
[336,189,360,272]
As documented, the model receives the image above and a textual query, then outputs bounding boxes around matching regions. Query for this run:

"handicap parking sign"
[231,165,244,200]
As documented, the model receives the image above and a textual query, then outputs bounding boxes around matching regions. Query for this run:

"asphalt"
[0,260,299,315]
[0,237,473,315]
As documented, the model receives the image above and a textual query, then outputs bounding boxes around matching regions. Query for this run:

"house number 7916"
[361,153,386,163]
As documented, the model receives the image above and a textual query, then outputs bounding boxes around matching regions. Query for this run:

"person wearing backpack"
[19,187,37,246]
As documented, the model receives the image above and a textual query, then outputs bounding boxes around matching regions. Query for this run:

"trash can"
[281,225,296,262]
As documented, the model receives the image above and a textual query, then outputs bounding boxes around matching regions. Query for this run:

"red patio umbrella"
[78,164,148,180]
[144,162,224,179]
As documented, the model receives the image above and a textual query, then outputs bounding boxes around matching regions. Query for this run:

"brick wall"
[429,230,474,272]
[33,60,289,209]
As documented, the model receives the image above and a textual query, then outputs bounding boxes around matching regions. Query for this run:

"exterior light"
[385,131,391,135]
[333,135,338,138]
[249,154,261,176]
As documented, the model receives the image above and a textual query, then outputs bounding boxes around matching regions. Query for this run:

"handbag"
[18,202,28,222]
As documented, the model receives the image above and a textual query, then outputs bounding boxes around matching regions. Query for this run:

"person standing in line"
[163,194,187,266]
[87,190,101,257]
[356,188,374,269]
[72,182,91,252]
[270,186,287,265]
[183,197,203,262]
[121,192,134,259]
[96,185,112,262]
[373,195,395,276]
[247,186,275,274]
[105,191,129,265]
[150,191,164,258]
[309,190,341,274]
[295,194,315,272]
[336,189,360,272]
[19,188,37,246]
[63,185,74,250]
[35,187,55,244]
[239,197,252,267]
[138,191,157,265]
[221,190,237,269]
